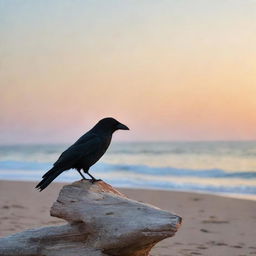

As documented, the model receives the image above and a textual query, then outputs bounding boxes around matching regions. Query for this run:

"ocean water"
[0,142,256,200]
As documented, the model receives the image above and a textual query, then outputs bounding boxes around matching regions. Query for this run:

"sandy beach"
[0,180,255,256]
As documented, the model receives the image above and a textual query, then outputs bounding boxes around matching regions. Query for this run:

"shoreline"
[0,180,256,255]
[1,178,256,202]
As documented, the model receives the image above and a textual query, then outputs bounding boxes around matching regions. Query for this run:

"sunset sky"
[1,0,256,144]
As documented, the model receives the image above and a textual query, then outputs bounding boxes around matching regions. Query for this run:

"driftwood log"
[0,180,182,256]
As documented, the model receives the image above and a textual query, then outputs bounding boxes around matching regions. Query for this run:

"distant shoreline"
[1,178,255,202]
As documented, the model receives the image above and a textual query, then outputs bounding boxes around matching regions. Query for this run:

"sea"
[0,141,256,200]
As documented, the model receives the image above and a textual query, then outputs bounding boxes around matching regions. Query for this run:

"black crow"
[36,117,129,191]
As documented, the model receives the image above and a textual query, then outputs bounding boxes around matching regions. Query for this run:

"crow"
[35,117,129,191]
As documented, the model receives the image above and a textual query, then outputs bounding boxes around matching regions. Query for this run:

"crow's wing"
[53,135,101,170]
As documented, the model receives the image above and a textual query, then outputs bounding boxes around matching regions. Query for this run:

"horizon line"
[1,139,256,146]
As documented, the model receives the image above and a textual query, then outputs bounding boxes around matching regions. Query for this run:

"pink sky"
[1,1,256,143]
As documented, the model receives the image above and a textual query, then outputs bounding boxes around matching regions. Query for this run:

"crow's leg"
[77,169,88,180]
[84,169,102,183]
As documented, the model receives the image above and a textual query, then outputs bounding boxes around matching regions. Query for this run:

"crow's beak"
[117,123,129,130]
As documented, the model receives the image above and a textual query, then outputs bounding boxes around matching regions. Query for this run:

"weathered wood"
[0,180,182,256]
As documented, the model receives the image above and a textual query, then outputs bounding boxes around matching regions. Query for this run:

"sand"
[0,180,255,256]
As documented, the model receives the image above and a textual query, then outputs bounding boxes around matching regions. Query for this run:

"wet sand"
[0,180,255,255]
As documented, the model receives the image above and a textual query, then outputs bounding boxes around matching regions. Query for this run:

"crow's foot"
[90,179,102,183]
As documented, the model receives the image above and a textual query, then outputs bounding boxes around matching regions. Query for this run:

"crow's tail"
[36,167,63,191]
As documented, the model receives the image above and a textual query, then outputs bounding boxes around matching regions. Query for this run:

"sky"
[0,0,256,143]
